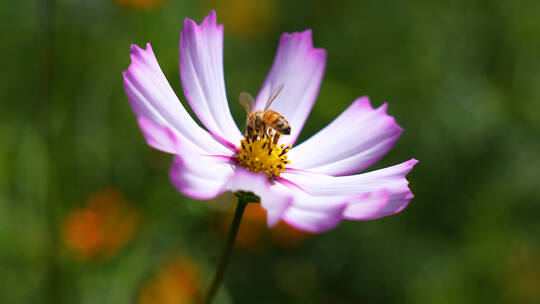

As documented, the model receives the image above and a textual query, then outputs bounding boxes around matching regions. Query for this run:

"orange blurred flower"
[115,0,165,10]
[62,187,140,260]
[138,256,203,304]
[218,203,312,253]
[270,219,313,250]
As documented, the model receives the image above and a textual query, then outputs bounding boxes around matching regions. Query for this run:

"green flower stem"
[204,194,252,304]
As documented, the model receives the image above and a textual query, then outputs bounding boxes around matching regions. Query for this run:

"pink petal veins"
[282,159,417,196]
[280,159,418,224]
[288,96,403,176]
[169,155,236,200]
[180,11,243,145]
[342,189,411,221]
[138,117,180,154]
[273,181,350,233]
[123,43,232,155]
[254,30,326,146]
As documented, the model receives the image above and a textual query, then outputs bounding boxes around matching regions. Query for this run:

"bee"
[239,83,291,141]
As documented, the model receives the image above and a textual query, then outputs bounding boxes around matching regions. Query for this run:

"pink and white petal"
[280,191,399,233]
[281,159,418,220]
[226,169,293,227]
[282,159,417,195]
[343,189,414,221]
[123,43,231,155]
[273,178,349,212]
[254,30,326,146]
[169,148,235,200]
[281,207,344,233]
[180,11,242,145]
[288,97,403,176]
[281,195,349,233]
[272,181,354,233]
[138,117,181,154]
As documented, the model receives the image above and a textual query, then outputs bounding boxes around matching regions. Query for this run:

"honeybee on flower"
[239,83,291,138]
[122,11,417,233]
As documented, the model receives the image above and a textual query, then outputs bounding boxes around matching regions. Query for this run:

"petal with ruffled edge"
[123,43,232,155]
[180,11,243,145]
[279,159,417,227]
[288,97,403,176]
[342,189,413,221]
[254,30,326,146]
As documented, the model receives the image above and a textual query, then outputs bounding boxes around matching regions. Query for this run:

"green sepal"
[234,191,261,204]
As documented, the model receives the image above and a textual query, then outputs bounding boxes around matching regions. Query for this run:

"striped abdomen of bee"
[263,110,291,135]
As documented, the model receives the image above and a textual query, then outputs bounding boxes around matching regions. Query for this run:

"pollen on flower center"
[235,131,291,178]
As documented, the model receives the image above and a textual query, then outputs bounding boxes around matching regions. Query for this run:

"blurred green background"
[1,0,540,303]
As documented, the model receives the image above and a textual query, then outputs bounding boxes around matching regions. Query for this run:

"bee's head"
[282,126,291,135]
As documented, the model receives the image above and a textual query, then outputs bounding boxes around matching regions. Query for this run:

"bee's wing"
[239,92,255,114]
[264,83,284,111]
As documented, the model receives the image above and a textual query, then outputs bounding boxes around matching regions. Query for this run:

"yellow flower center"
[235,131,291,178]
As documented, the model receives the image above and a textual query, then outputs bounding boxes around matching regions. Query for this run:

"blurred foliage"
[1,0,540,303]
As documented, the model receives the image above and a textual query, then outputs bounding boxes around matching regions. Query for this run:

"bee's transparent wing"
[239,92,255,114]
[264,83,284,111]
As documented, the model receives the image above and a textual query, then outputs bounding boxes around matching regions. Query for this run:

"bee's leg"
[273,133,281,145]
[246,126,253,139]
[249,126,259,141]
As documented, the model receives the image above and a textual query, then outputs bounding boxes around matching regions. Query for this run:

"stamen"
[235,130,290,178]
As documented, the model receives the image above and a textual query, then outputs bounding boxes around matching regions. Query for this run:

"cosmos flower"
[123,11,417,233]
